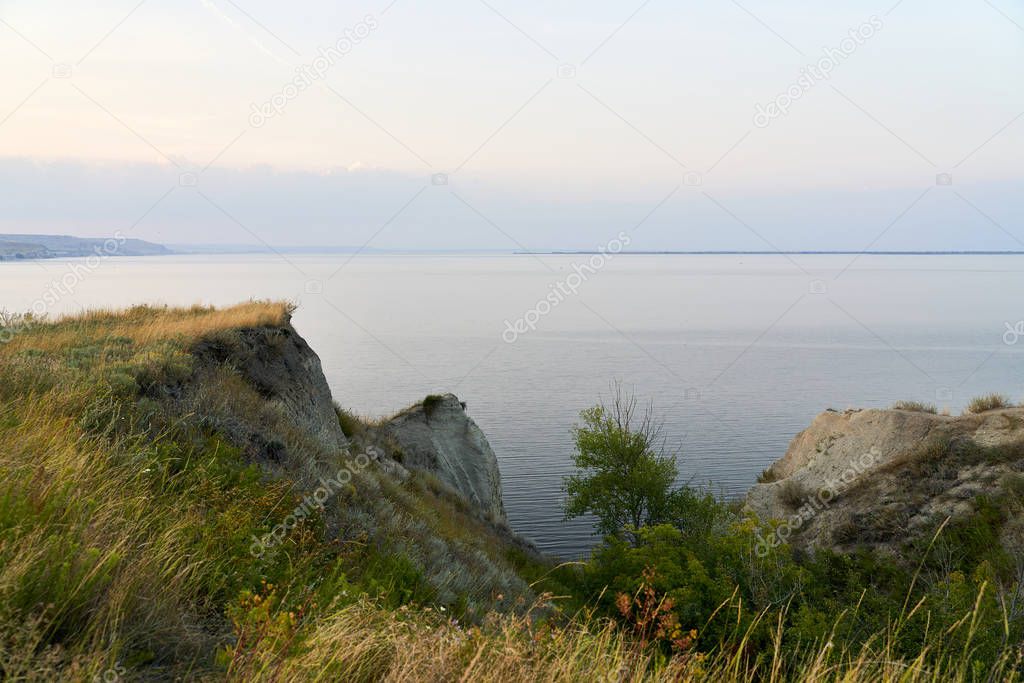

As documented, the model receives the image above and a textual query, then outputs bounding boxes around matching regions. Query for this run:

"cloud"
[0,156,1020,252]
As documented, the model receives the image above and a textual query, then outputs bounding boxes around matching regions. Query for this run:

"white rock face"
[382,394,506,523]
[746,407,1024,551]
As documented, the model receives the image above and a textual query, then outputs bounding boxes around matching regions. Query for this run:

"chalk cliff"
[747,406,1024,553]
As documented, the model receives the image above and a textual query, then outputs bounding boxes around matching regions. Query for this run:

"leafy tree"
[563,385,679,538]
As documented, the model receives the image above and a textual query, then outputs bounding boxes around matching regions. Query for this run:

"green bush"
[423,394,445,416]
[563,388,678,537]
[561,488,1015,668]
[335,405,364,438]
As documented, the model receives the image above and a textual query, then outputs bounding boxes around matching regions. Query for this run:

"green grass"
[1,302,1021,681]
[335,404,365,438]
[0,303,535,679]
[422,394,445,417]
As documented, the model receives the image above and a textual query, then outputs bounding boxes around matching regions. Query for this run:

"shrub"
[422,394,445,417]
[966,394,1015,414]
[892,400,937,414]
[756,467,779,483]
[562,485,1018,676]
[6,304,1024,681]
[563,385,678,538]
[776,479,808,510]
[335,405,364,438]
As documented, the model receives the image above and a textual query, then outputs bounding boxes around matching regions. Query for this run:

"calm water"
[5,253,1024,557]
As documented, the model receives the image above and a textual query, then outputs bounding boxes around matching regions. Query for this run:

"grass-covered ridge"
[3,300,292,353]
[1,302,1021,681]
[0,302,538,679]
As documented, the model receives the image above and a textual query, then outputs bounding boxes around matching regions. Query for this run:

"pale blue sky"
[0,0,1021,248]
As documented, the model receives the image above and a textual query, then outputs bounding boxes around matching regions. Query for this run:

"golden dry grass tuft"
[1,300,292,354]
[965,394,1016,414]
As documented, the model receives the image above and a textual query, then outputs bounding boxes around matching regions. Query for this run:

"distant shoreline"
[7,241,1024,262]
[530,250,1024,256]
[171,248,1024,256]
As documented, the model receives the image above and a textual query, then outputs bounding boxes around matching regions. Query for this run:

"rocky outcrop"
[180,324,349,487]
[183,324,508,524]
[379,394,506,523]
[747,407,1024,552]
[193,325,347,453]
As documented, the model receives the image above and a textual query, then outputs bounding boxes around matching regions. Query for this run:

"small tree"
[563,384,678,539]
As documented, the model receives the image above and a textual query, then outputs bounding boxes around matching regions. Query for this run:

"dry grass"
[2,300,292,354]
[965,394,1015,414]
[223,594,1022,683]
[776,479,809,510]
[0,301,538,678]
[892,400,938,414]
[2,302,1020,681]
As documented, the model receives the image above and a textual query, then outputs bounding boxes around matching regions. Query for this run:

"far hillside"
[0,233,171,260]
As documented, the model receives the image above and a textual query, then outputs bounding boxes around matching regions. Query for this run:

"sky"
[0,0,1021,249]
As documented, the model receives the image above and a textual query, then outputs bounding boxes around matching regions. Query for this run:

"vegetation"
[775,478,809,509]
[335,404,366,438]
[0,303,533,679]
[892,400,938,414]
[966,393,1016,414]
[555,390,1024,681]
[563,385,680,537]
[1,303,1022,680]
[422,393,445,417]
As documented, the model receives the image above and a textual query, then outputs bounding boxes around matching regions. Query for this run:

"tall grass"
[0,302,533,678]
[1,302,1021,680]
[220,592,1021,682]
[3,300,292,353]
[966,394,1016,414]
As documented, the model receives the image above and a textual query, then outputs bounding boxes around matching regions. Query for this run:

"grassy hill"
[0,234,170,261]
[0,303,1020,681]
